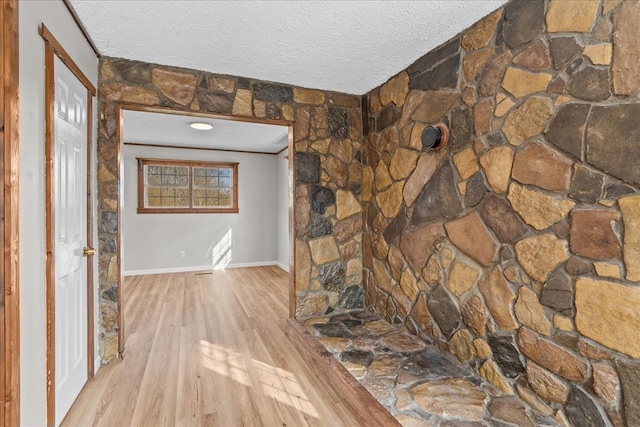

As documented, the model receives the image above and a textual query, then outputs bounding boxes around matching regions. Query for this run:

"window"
[137,158,238,213]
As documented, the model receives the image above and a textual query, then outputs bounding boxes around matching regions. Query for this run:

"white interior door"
[54,55,88,426]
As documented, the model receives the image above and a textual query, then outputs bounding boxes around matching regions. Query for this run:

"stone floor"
[305,311,561,427]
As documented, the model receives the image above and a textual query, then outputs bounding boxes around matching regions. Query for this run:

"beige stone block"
[107,256,118,282]
[479,146,514,194]
[208,77,235,93]
[546,0,599,33]
[295,240,311,291]
[99,83,160,105]
[446,260,480,297]
[516,384,554,416]
[310,138,329,154]
[309,236,340,265]
[403,151,446,206]
[341,360,367,378]
[379,71,409,108]
[619,194,640,281]
[376,182,404,219]
[389,148,419,181]
[151,68,197,105]
[501,67,552,98]
[594,262,622,279]
[515,234,569,282]
[553,314,573,332]
[495,94,515,117]
[480,360,514,395]
[293,87,325,105]
[400,269,419,301]
[281,104,294,121]
[361,166,373,202]
[526,361,569,403]
[449,329,474,362]
[592,363,619,404]
[583,43,613,65]
[473,339,492,358]
[463,47,495,81]
[502,97,552,146]
[319,336,350,353]
[253,100,266,118]
[410,378,488,422]
[576,277,640,358]
[457,181,467,196]
[232,89,253,116]
[346,258,362,277]
[603,0,623,14]
[478,267,518,330]
[507,183,575,230]
[374,160,392,191]
[452,147,479,181]
[336,190,361,220]
[100,60,114,80]
[514,286,551,335]
[98,164,116,182]
[462,9,503,51]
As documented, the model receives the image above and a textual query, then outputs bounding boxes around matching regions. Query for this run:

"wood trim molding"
[44,39,56,427]
[119,103,292,127]
[42,25,96,427]
[287,128,295,318]
[286,320,401,426]
[124,141,284,156]
[86,93,94,380]
[1,1,21,425]
[38,24,96,95]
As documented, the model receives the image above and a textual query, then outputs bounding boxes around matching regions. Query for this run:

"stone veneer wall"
[97,58,364,361]
[362,0,640,425]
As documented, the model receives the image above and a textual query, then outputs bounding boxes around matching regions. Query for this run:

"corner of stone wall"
[362,0,640,425]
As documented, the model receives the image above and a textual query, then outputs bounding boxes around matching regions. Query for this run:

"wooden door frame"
[40,24,96,427]
[1,0,20,425]
[115,104,296,354]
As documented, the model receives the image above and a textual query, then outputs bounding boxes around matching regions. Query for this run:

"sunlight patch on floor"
[200,340,319,418]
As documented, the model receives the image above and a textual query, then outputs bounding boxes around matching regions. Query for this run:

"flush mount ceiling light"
[190,122,213,130]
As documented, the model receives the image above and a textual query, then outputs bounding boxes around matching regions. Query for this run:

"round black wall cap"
[421,124,448,151]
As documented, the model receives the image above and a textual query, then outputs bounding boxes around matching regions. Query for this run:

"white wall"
[123,144,283,274]
[19,1,98,425]
[275,147,290,271]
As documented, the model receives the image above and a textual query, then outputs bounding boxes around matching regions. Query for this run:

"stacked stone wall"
[362,0,640,425]
[97,59,364,361]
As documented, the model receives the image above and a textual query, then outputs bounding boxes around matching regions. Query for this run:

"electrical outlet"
[180,250,185,258]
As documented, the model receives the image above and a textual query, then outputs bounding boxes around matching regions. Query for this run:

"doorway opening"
[117,106,294,350]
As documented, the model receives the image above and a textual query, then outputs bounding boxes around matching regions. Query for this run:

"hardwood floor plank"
[61,266,367,427]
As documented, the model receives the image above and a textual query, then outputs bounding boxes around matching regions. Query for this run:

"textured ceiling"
[123,111,289,153]
[70,0,507,95]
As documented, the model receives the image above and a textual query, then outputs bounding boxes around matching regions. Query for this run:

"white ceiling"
[123,110,289,154]
[70,0,507,95]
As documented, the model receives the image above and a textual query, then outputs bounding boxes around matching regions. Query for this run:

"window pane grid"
[145,165,189,208]
[139,159,237,213]
[193,167,233,208]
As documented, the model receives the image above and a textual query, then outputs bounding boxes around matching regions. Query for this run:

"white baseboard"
[124,261,282,276]
[275,261,289,272]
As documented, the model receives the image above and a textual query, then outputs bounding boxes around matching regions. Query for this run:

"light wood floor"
[62,266,363,426]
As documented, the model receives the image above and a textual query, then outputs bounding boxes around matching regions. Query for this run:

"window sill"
[137,208,239,214]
